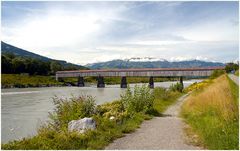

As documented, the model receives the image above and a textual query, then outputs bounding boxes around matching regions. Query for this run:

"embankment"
[181,75,239,149]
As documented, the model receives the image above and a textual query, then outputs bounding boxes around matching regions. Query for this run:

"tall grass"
[153,87,182,114]
[181,75,239,149]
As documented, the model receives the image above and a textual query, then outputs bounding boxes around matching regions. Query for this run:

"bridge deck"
[56,67,224,78]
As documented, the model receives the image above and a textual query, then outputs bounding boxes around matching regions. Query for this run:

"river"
[1,80,202,143]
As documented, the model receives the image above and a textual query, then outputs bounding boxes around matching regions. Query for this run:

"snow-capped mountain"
[124,57,167,62]
[86,57,225,69]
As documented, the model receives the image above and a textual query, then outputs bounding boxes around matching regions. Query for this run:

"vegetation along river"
[2,80,202,143]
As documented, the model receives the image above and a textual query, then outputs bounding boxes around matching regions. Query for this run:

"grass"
[2,85,182,150]
[235,70,239,76]
[153,88,182,114]
[2,112,150,150]
[1,74,63,88]
[181,75,239,150]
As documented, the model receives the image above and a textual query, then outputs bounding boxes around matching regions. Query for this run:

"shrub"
[49,95,96,129]
[183,79,212,93]
[169,82,183,92]
[120,85,154,114]
[96,101,126,122]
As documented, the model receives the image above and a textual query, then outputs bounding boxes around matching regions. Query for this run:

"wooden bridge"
[56,67,224,88]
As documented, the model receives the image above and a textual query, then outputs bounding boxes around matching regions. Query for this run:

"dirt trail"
[105,94,201,150]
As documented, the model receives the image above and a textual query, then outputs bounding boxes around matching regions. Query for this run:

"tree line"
[225,62,239,73]
[1,53,87,75]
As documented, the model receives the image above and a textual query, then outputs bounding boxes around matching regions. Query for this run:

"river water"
[1,80,202,143]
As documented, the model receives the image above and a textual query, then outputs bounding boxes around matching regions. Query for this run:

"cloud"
[1,1,239,65]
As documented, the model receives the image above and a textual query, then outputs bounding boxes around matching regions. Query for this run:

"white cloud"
[1,1,238,65]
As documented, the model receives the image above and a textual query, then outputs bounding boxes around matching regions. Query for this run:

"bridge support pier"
[97,76,105,88]
[180,76,184,91]
[78,76,85,87]
[121,76,127,88]
[149,76,154,88]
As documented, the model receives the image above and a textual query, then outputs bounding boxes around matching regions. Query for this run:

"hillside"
[86,58,225,69]
[1,41,88,70]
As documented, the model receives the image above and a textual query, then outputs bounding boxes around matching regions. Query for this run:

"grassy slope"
[2,87,181,150]
[235,70,239,76]
[1,74,63,88]
[181,75,239,149]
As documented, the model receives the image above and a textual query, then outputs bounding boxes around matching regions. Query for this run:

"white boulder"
[68,117,96,133]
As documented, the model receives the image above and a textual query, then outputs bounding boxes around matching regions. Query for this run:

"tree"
[50,61,62,74]
[1,55,12,73]
[225,63,239,73]
[37,61,50,75]
[12,57,26,73]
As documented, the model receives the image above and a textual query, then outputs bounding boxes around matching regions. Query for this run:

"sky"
[1,1,239,65]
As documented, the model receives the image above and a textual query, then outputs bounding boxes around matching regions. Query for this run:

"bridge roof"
[57,66,225,74]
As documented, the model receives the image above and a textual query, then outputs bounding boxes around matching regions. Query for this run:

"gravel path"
[228,74,239,85]
[105,94,201,150]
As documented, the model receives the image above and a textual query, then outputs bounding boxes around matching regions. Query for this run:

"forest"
[1,53,88,75]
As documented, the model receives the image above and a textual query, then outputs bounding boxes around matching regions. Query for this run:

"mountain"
[86,58,225,69]
[1,41,88,69]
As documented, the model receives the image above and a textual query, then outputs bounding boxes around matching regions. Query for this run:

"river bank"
[1,80,201,144]
[181,74,239,149]
[1,74,63,88]
[1,74,183,89]
[2,84,184,149]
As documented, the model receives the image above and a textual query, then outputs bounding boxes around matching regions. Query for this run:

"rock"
[109,116,115,120]
[68,117,96,133]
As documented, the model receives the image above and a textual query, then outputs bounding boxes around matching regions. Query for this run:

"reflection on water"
[1,80,202,143]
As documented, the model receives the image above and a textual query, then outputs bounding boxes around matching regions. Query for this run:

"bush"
[169,82,183,92]
[49,95,96,129]
[96,101,126,122]
[120,85,154,114]
[183,79,212,93]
